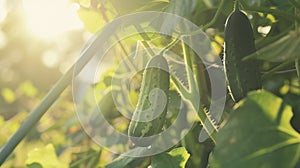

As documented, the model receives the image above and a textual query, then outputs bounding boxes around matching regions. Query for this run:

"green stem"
[187,40,210,106]
[296,60,300,84]
[262,61,294,80]
[289,0,300,11]
[0,40,100,165]
[134,24,156,57]
[181,41,217,143]
[70,150,101,167]
[159,37,180,56]
[295,8,300,85]
[170,75,190,97]
[234,0,239,11]
[181,41,197,93]
[201,0,226,30]
[188,0,226,36]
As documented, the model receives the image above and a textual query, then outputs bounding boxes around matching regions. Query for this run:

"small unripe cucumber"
[224,9,261,102]
[128,55,169,147]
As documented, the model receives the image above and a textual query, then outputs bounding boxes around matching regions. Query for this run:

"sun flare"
[22,0,83,39]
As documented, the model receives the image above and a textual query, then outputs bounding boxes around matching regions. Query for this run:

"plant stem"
[201,0,226,30]
[188,0,226,36]
[296,60,300,85]
[181,41,197,93]
[295,7,300,85]
[262,61,294,80]
[159,37,180,56]
[70,150,101,167]
[186,39,210,106]
[134,24,156,57]
[289,0,300,11]
[181,41,217,143]
[234,0,239,11]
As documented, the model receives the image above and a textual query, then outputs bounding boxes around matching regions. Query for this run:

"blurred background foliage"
[0,0,300,167]
[0,0,98,167]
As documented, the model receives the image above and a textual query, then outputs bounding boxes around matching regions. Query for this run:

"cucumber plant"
[2,0,300,167]
[128,55,170,147]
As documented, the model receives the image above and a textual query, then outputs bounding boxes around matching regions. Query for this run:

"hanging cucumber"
[224,5,261,102]
[128,55,170,147]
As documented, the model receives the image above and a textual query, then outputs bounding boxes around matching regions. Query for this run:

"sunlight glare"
[42,50,59,68]
[22,0,83,39]
[0,0,7,23]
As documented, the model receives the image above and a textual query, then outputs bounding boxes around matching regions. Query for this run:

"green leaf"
[210,90,300,168]
[181,124,214,168]
[26,144,68,168]
[77,8,105,33]
[151,147,190,168]
[26,162,43,168]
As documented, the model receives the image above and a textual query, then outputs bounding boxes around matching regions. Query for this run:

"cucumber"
[224,8,261,102]
[128,55,169,147]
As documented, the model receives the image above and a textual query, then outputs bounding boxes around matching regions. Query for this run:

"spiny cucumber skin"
[224,10,261,102]
[128,55,169,147]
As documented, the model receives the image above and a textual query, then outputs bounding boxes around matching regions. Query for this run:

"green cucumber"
[128,55,170,147]
[224,8,261,102]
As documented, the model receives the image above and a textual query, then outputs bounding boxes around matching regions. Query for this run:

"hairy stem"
[181,41,217,143]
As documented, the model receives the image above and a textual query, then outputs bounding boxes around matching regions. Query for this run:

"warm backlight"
[22,0,83,39]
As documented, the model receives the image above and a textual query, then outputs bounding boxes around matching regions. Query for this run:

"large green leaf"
[210,90,300,168]
[26,144,68,168]
[151,147,190,168]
